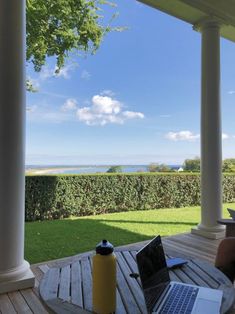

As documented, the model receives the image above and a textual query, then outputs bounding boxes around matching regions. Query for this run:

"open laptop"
[136,236,223,314]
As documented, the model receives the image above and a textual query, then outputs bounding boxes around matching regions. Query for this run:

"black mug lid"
[96,239,114,255]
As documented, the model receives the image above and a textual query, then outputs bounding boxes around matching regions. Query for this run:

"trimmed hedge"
[25,174,235,221]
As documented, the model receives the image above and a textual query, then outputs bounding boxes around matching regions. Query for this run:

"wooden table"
[218,219,235,237]
[39,249,235,314]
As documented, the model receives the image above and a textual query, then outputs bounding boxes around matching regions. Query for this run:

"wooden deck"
[0,233,230,313]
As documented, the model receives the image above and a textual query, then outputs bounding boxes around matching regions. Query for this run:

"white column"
[192,19,225,239]
[0,0,35,293]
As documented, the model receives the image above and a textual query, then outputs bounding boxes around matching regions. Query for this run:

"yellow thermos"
[92,239,116,314]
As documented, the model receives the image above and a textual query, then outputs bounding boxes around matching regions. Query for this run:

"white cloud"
[166,131,200,141]
[39,66,55,80]
[166,131,229,141]
[77,107,96,124]
[92,95,121,114]
[228,90,235,94]
[61,98,78,111]
[77,94,144,126]
[26,105,37,113]
[222,133,229,140]
[56,63,78,79]
[39,63,77,81]
[122,111,144,119]
[81,70,91,80]
[26,94,144,126]
[100,90,115,97]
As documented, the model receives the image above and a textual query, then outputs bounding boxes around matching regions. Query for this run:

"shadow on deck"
[0,233,224,313]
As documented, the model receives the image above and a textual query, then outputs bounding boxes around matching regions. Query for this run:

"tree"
[222,159,235,172]
[106,166,122,173]
[26,0,121,73]
[147,163,171,172]
[183,157,200,172]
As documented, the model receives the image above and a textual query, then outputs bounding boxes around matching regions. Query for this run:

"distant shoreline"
[26,167,81,175]
[25,164,182,175]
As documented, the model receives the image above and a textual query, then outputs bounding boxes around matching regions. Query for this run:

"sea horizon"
[25,164,183,175]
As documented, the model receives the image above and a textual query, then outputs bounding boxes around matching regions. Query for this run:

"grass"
[25,203,234,264]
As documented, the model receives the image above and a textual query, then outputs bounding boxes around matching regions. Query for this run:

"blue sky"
[26,1,235,165]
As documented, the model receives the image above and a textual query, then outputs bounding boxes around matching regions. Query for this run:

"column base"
[191,225,225,239]
[0,260,35,294]
[0,268,35,294]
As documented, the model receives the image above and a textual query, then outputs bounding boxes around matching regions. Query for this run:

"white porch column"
[0,0,35,293]
[192,19,225,239]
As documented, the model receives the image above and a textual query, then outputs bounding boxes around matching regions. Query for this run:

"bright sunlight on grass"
[25,203,234,264]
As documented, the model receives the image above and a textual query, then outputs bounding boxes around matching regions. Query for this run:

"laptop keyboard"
[159,283,199,314]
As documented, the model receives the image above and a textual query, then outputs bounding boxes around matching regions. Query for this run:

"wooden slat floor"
[0,233,225,313]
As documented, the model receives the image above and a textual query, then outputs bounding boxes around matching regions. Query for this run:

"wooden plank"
[193,259,230,286]
[39,265,50,274]
[171,266,195,285]
[122,251,142,286]
[34,250,93,269]
[169,270,181,282]
[163,237,215,260]
[58,265,71,301]
[162,239,213,262]
[116,252,146,313]
[122,251,139,274]
[176,233,220,249]
[39,267,60,301]
[32,281,41,298]
[116,258,142,313]
[31,266,45,283]
[81,257,92,312]
[130,250,137,260]
[20,289,48,314]
[179,264,210,287]
[0,293,17,313]
[71,261,83,307]
[46,299,92,314]
[116,287,127,314]
[187,260,219,288]
[8,291,33,314]
[165,235,217,256]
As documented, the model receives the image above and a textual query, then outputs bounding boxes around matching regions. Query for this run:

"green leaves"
[26,0,118,71]
[25,174,235,222]
[183,157,200,172]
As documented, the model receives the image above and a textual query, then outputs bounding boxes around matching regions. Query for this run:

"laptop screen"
[136,236,170,312]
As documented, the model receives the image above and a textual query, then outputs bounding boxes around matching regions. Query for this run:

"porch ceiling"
[138,0,235,42]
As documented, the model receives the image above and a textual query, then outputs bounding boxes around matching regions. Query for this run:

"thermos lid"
[96,239,114,255]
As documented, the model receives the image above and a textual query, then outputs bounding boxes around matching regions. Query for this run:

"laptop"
[136,236,223,314]
[227,208,235,220]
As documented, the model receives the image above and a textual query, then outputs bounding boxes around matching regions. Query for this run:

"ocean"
[26,165,181,175]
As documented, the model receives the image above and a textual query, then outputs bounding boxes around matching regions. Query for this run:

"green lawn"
[25,203,234,264]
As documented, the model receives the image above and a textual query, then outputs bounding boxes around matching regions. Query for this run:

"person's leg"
[215,238,235,282]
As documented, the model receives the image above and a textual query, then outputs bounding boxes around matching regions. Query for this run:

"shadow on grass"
[25,218,197,264]
[93,219,196,226]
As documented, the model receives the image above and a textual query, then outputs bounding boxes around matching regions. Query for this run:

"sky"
[26,0,235,166]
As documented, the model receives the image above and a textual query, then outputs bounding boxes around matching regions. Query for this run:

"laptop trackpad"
[194,299,220,314]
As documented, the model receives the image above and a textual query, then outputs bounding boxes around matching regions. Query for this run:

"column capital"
[193,16,225,32]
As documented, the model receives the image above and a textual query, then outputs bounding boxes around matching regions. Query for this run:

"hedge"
[25,174,235,221]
